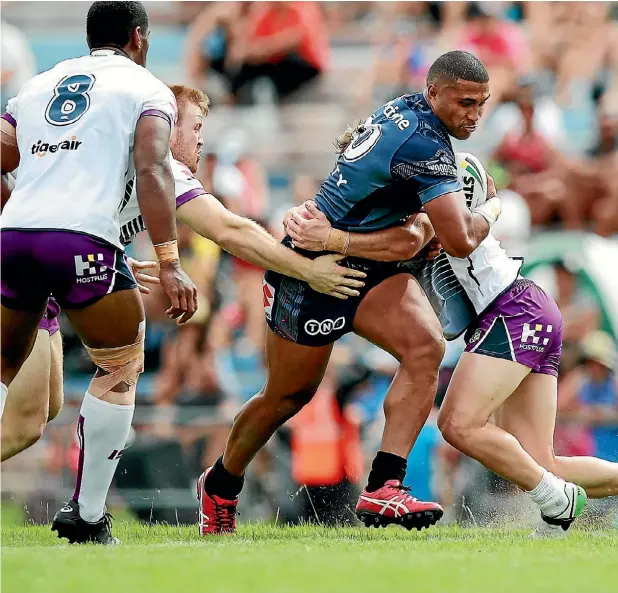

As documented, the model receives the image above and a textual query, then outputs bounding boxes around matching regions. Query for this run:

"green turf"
[3,522,618,593]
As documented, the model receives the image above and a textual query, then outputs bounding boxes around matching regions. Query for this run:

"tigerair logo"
[75,253,108,283]
[31,136,82,157]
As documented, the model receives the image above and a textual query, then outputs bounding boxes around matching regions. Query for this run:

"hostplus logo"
[75,253,108,283]
[31,136,82,157]
[520,323,553,352]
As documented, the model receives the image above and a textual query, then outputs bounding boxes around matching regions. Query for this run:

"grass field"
[2,522,618,593]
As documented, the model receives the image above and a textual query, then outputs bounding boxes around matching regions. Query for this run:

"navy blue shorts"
[263,237,421,347]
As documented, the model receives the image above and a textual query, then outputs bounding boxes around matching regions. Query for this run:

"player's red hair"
[168,84,210,119]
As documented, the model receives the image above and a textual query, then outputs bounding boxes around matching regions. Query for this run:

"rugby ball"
[455,152,488,211]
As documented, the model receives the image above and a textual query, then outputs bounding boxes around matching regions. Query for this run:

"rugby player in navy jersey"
[198,51,504,534]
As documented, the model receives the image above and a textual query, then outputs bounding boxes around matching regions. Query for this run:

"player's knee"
[21,420,47,450]
[85,322,145,400]
[399,323,445,375]
[11,408,48,451]
[438,410,474,450]
[263,384,319,421]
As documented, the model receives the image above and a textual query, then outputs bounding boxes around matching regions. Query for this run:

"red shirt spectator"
[247,2,329,72]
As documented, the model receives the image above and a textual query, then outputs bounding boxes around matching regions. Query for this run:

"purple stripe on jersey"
[176,188,206,209]
[139,109,172,126]
[72,415,86,502]
[1,112,16,128]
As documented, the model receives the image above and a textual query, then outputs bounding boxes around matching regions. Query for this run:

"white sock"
[527,469,568,517]
[73,392,135,523]
[0,382,7,418]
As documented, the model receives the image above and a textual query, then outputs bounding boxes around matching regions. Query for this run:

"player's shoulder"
[402,93,453,150]
[170,156,208,194]
[370,93,452,154]
[16,58,80,95]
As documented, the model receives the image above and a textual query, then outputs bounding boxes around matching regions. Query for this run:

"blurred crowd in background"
[2,1,618,528]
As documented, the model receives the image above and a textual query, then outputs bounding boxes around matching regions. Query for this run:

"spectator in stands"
[270,174,320,239]
[492,82,580,227]
[553,259,600,348]
[564,101,618,237]
[0,16,36,110]
[145,223,220,406]
[185,2,251,104]
[198,130,270,352]
[591,104,618,236]
[457,2,531,116]
[558,331,618,462]
[187,1,329,105]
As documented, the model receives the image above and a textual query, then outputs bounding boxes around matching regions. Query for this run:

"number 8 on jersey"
[45,74,96,126]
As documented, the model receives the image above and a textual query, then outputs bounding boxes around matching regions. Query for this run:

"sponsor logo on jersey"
[75,253,108,283]
[393,149,457,179]
[31,136,83,157]
[383,100,410,131]
[304,317,345,336]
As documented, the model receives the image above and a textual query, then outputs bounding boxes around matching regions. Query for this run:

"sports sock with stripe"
[73,392,135,523]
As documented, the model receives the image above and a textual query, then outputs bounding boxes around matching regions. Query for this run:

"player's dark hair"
[86,1,149,50]
[426,51,489,86]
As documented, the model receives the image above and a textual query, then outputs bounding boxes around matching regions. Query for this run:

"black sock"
[365,451,407,492]
[205,456,244,500]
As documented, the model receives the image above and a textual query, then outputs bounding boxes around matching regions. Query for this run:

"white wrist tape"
[474,197,502,227]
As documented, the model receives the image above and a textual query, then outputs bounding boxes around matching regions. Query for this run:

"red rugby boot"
[197,468,238,535]
[356,480,443,531]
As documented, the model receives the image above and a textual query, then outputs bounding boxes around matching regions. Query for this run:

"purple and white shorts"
[1,229,136,314]
[464,278,563,377]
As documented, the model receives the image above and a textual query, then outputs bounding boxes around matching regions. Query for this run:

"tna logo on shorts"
[304,317,345,336]
[75,254,108,283]
[31,137,83,157]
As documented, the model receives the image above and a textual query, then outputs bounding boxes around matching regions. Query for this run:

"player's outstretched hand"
[307,254,366,300]
[159,260,198,325]
[127,257,161,295]
[286,201,331,251]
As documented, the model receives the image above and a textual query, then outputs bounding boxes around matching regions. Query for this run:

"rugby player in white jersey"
[288,185,618,537]
[1,80,365,542]
[0,1,202,544]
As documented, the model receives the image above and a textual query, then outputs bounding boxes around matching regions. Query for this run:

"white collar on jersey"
[90,48,129,59]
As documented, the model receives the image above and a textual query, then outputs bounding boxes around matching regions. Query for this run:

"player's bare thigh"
[64,288,145,349]
[439,353,531,430]
[493,372,557,466]
[352,273,444,362]
[1,329,52,460]
[63,288,145,405]
[261,327,333,401]
[1,304,48,384]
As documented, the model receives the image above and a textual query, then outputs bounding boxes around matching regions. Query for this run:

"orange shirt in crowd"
[247,1,329,71]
